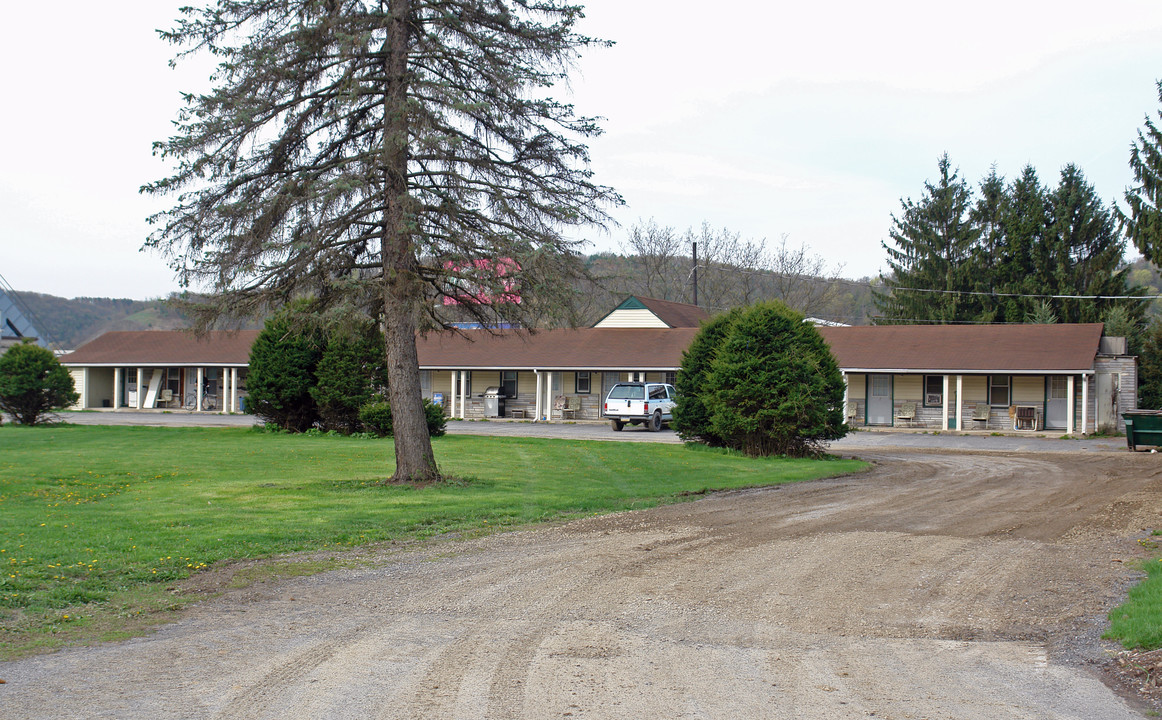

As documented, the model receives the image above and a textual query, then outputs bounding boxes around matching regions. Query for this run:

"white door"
[867,374,893,425]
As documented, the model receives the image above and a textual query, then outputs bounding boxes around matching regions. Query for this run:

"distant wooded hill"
[12,293,193,350]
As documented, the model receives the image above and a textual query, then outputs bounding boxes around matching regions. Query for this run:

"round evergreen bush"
[0,340,79,425]
[683,301,846,458]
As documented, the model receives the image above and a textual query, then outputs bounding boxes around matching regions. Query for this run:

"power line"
[689,263,1162,301]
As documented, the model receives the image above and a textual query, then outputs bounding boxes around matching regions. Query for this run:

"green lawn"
[0,424,865,656]
[1107,554,1162,650]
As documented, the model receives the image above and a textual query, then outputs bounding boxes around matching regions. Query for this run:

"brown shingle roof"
[634,296,710,328]
[816,324,1105,373]
[416,328,700,370]
[61,330,259,366]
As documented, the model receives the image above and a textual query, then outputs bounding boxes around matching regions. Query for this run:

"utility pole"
[692,241,698,306]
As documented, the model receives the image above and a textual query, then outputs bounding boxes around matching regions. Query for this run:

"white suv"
[603,382,676,432]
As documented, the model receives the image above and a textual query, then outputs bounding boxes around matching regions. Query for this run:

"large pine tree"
[143,1,619,482]
[1121,80,1162,266]
[875,158,1145,327]
[875,154,980,323]
[1046,165,1137,323]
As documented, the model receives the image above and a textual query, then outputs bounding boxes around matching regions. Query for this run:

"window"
[924,376,943,407]
[664,371,677,386]
[608,384,644,400]
[501,370,518,398]
[575,371,591,394]
[648,385,667,400]
[989,376,1010,407]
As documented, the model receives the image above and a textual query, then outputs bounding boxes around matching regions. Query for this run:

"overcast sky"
[3,1,1162,300]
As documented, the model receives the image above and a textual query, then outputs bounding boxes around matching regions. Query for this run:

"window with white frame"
[575,371,591,394]
[989,375,1010,407]
[923,375,943,407]
[664,371,677,386]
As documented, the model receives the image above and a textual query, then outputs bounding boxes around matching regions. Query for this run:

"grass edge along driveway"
[0,425,866,658]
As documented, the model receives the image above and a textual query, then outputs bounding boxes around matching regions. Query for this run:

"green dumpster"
[1124,410,1162,451]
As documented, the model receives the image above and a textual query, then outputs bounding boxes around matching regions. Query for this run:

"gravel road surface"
[3,443,1158,718]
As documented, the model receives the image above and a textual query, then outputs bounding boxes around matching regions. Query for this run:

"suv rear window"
[608,385,644,400]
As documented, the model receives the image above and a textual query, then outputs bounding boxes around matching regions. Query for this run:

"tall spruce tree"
[1045,165,1138,323]
[143,1,619,482]
[1121,80,1162,266]
[999,165,1051,321]
[875,154,980,323]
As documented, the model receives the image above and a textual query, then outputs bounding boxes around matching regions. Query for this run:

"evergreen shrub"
[677,301,846,458]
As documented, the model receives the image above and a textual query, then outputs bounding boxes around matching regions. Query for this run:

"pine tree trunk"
[383,0,439,483]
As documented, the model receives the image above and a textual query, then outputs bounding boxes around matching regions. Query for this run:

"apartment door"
[1046,376,1069,430]
[867,374,893,425]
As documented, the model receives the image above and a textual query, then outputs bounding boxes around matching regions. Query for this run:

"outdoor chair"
[971,404,990,429]
[845,400,858,426]
[895,402,917,427]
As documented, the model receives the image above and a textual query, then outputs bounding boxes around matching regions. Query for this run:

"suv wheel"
[647,410,662,432]
[610,419,624,431]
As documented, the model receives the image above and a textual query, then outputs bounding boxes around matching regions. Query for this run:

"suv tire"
[647,410,663,432]
[610,419,624,431]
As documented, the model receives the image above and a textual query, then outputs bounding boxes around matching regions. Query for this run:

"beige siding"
[895,375,922,402]
[430,371,453,397]
[517,371,536,396]
[87,367,114,409]
[470,371,495,395]
[961,376,988,403]
[593,309,667,328]
[69,369,86,409]
[1012,377,1043,404]
[845,373,866,400]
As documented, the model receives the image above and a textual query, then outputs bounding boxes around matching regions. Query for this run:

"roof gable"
[592,296,709,328]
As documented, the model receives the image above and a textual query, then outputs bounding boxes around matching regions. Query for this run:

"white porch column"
[956,375,964,432]
[534,370,543,421]
[459,370,467,419]
[113,368,122,409]
[136,368,145,409]
[1081,373,1090,435]
[1067,375,1075,435]
[450,371,459,418]
[544,371,555,421]
[842,373,849,410]
[82,368,91,409]
[197,367,205,412]
[232,368,240,412]
[942,375,950,431]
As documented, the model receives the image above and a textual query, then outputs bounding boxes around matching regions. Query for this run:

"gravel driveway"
[2,437,1157,718]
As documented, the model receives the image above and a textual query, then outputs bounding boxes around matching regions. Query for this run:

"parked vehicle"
[603,382,676,431]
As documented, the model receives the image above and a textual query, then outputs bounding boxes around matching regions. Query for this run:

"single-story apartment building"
[60,296,1139,434]
[818,323,1135,434]
[62,330,257,412]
